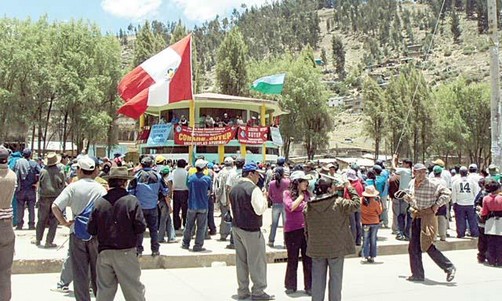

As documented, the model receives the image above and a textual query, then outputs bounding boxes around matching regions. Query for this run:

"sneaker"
[45,243,57,248]
[406,275,425,282]
[51,285,69,293]
[251,292,275,300]
[367,257,375,263]
[446,267,456,282]
[192,247,206,252]
[152,251,160,257]
[237,293,251,300]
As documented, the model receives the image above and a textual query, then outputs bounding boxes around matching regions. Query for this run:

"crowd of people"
[167,112,263,128]
[1,146,502,301]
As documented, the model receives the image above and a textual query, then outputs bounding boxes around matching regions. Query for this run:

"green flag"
[251,73,286,95]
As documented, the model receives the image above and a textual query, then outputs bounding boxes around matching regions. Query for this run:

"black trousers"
[35,197,58,244]
[173,190,188,230]
[207,194,216,233]
[486,234,502,266]
[409,218,454,279]
[284,228,312,291]
[477,227,488,262]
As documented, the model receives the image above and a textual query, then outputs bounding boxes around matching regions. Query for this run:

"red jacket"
[361,197,383,225]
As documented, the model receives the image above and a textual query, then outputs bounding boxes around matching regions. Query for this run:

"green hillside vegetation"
[0,0,497,165]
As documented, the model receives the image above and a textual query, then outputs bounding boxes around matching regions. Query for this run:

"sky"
[0,0,270,33]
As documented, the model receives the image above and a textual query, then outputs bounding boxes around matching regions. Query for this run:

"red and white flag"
[117,34,193,119]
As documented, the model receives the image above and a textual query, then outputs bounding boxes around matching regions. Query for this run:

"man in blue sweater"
[129,156,168,256]
[182,159,212,252]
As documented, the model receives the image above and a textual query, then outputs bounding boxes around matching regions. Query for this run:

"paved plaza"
[11,249,502,301]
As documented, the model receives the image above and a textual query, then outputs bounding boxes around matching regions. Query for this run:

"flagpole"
[189,98,195,164]
[260,104,267,163]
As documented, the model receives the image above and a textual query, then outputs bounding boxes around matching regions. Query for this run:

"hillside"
[118,1,495,156]
[314,2,492,154]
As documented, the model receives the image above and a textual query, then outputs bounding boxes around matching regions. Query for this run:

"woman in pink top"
[283,170,312,295]
[480,178,502,266]
[267,167,290,248]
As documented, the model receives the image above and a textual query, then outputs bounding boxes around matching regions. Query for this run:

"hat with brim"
[44,153,61,167]
[103,167,134,180]
[362,185,380,198]
[432,159,445,167]
[290,170,310,182]
[321,163,335,172]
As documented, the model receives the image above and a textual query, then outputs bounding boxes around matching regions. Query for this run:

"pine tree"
[331,35,345,79]
[451,9,461,43]
[321,48,328,67]
[466,0,475,19]
[216,27,249,96]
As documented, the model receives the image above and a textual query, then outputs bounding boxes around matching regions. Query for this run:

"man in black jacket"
[87,167,146,301]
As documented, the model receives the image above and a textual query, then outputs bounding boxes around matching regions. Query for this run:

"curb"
[12,239,477,274]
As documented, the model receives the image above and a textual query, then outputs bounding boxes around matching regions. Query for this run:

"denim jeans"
[268,203,285,244]
[453,204,479,237]
[362,224,379,258]
[311,257,344,301]
[395,198,411,238]
[158,201,176,242]
[15,189,36,228]
[137,208,159,254]
[379,195,389,227]
[349,211,362,245]
[182,209,207,249]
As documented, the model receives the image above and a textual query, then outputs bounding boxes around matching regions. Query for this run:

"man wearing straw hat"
[33,153,66,248]
[88,167,146,301]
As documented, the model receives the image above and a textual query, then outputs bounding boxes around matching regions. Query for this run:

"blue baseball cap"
[243,162,259,172]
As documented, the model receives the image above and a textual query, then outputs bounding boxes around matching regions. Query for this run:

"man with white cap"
[451,166,479,238]
[216,157,234,241]
[182,159,212,252]
[52,155,107,301]
[401,163,456,283]
[468,164,482,185]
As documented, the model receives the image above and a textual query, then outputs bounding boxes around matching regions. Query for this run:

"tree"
[451,8,461,43]
[363,77,386,158]
[216,27,248,96]
[321,47,328,68]
[133,21,166,66]
[331,35,345,79]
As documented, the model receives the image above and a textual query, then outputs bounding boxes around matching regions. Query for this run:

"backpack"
[74,200,94,241]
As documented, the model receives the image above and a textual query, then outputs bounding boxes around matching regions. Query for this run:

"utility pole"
[488,0,502,167]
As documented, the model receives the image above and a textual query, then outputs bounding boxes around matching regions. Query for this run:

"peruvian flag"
[117,34,193,119]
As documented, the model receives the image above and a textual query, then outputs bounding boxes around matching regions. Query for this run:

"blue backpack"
[74,201,94,241]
